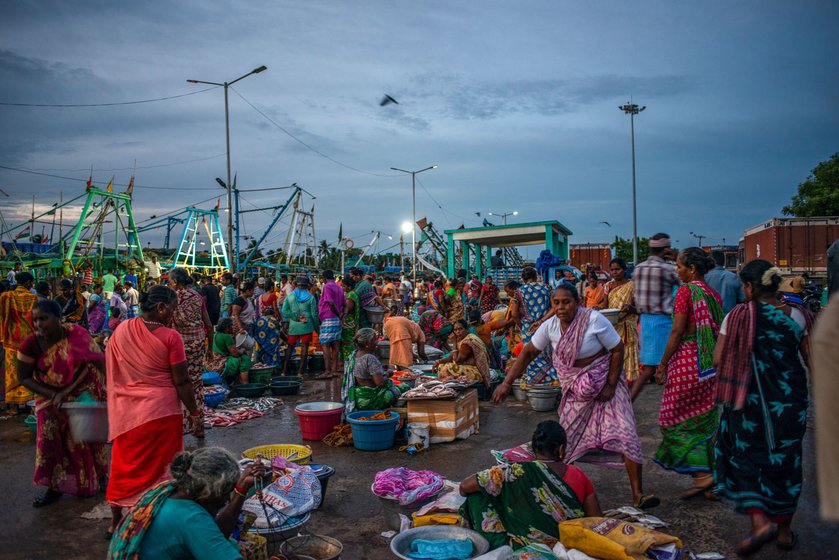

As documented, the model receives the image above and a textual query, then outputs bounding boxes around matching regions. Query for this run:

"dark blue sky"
[1,1,837,257]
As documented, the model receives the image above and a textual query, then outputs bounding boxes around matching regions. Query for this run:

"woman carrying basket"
[17,300,107,508]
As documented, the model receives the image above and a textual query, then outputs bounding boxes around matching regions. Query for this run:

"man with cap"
[630,233,680,401]
[281,275,320,377]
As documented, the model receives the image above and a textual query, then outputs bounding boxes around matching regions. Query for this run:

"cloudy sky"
[1,1,837,259]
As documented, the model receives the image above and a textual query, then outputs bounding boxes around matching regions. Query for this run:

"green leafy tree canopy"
[611,235,650,264]
[782,152,839,217]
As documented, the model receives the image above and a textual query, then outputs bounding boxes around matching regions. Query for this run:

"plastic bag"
[242,466,321,528]
[373,467,445,506]
[505,543,562,559]
[408,538,473,560]
[559,517,682,560]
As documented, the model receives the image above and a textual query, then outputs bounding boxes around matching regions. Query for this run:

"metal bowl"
[294,401,344,413]
[600,308,621,326]
[390,526,489,559]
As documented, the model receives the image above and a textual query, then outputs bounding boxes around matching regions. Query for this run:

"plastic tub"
[294,402,345,441]
[24,415,37,434]
[235,383,267,398]
[346,410,399,451]
[476,380,501,401]
[202,371,222,385]
[204,389,227,408]
[249,367,273,385]
[308,353,325,373]
[308,464,335,508]
[269,380,301,396]
[61,402,109,442]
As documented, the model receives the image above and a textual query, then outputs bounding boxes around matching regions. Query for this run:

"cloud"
[386,73,694,122]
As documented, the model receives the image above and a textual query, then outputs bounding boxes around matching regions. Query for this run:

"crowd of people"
[0,231,836,557]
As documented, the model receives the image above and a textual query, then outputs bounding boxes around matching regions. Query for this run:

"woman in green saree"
[460,421,602,550]
[340,277,360,362]
[208,318,252,384]
[341,328,404,415]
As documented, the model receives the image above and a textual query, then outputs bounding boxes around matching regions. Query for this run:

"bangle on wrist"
[233,486,247,498]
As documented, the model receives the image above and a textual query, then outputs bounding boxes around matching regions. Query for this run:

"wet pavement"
[1,379,837,559]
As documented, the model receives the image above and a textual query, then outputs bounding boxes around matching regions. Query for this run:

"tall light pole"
[619,101,645,265]
[487,210,518,225]
[187,65,267,271]
[391,165,437,287]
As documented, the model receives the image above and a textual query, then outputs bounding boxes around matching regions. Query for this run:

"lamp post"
[619,101,645,266]
[187,65,267,271]
[391,165,437,287]
[487,210,518,225]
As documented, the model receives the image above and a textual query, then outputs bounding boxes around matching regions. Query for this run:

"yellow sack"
[559,517,682,560]
[412,513,464,527]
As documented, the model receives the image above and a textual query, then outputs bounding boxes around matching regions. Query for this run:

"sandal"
[32,490,62,508]
[737,526,777,556]
[777,531,797,551]
[634,494,660,509]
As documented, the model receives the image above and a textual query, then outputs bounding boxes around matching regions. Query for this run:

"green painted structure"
[444,220,572,278]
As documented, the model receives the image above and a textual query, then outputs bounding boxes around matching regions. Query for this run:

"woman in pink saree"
[495,284,658,509]
[17,300,107,507]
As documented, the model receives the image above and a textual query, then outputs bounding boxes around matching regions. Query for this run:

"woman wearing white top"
[494,284,658,509]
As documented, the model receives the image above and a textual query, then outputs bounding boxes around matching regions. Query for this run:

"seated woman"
[207,318,252,384]
[460,421,602,550]
[432,319,491,388]
[108,447,264,559]
[342,328,403,415]
[254,308,286,367]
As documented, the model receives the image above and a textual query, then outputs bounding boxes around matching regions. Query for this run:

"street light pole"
[188,65,267,271]
[487,210,519,225]
[391,165,437,288]
[619,102,645,266]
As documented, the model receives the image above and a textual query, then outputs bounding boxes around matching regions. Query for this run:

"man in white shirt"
[146,255,162,285]
[122,281,140,318]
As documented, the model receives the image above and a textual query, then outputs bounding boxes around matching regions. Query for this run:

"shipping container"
[570,243,612,271]
[742,217,839,279]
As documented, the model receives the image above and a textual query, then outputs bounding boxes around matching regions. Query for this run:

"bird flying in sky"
[380,94,399,106]
[600,221,611,227]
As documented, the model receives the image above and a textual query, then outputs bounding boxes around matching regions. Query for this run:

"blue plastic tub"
[203,371,222,386]
[346,410,400,451]
[204,388,227,408]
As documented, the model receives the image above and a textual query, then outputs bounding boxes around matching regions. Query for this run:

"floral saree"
[17,324,107,496]
[461,461,584,550]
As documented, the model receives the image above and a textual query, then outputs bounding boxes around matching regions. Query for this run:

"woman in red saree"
[17,300,107,507]
[169,267,213,438]
[105,285,200,538]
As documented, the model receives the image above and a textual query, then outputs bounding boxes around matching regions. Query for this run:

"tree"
[782,152,839,217]
[611,235,650,264]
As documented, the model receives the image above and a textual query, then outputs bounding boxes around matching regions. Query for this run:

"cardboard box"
[406,388,479,443]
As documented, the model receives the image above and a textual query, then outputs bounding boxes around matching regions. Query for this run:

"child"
[108,307,122,331]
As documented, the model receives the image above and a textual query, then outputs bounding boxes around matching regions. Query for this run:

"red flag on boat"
[126,175,134,195]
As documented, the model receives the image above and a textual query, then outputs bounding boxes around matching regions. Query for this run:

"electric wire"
[229,87,401,178]
[0,86,219,107]
[27,153,226,173]
[0,164,217,191]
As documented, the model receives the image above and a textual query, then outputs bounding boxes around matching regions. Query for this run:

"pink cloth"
[106,318,186,440]
[552,307,644,468]
[318,280,346,320]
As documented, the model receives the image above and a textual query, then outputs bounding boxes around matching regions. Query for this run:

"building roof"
[444,220,573,247]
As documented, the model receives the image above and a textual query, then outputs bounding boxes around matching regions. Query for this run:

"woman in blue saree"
[713,260,810,555]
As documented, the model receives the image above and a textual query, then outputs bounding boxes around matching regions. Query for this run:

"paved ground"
[1,379,837,559]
